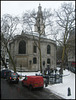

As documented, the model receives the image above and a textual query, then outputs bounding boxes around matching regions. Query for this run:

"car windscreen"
[11,73,18,77]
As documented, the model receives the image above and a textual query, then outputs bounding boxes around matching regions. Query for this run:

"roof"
[9,32,56,45]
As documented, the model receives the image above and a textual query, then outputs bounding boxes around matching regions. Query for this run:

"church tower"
[34,4,45,35]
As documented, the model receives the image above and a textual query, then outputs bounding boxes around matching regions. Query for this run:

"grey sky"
[1,1,75,17]
[1,1,75,40]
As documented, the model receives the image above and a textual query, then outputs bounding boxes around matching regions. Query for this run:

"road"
[1,78,63,99]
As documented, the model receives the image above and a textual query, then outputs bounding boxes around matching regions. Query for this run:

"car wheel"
[8,80,11,83]
[41,86,43,90]
[29,85,33,91]
[22,82,24,86]
[16,81,19,84]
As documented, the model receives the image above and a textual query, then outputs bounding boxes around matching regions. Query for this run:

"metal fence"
[49,74,62,84]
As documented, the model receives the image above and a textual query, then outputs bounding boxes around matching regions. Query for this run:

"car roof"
[11,72,18,75]
[27,76,43,78]
[1,69,11,72]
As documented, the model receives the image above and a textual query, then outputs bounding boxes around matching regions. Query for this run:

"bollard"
[45,82,48,87]
[67,87,71,96]
[45,80,48,87]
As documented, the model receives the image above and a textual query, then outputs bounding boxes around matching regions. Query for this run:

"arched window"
[47,45,50,54]
[19,40,26,54]
[47,58,50,64]
[33,57,37,64]
[33,45,37,53]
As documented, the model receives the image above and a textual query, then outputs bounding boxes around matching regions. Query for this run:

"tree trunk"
[39,34,42,73]
[39,48,42,73]
[61,45,65,74]
[7,47,16,72]
[1,56,7,68]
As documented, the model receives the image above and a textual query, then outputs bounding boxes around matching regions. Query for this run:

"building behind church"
[9,4,57,72]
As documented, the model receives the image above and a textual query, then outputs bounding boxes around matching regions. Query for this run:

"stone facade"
[9,33,56,71]
[9,4,56,72]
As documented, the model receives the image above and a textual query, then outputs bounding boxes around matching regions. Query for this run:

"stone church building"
[9,4,56,72]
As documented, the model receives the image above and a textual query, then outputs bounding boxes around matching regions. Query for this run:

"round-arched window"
[47,58,50,64]
[33,57,37,64]
[19,40,26,54]
[47,45,51,54]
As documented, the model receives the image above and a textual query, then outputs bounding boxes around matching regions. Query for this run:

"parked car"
[22,76,44,90]
[7,72,19,83]
[1,68,11,79]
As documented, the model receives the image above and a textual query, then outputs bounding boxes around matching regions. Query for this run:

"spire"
[34,4,45,35]
[37,4,42,17]
[38,3,42,12]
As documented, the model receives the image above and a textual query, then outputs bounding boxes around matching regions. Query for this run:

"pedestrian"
[59,68,62,75]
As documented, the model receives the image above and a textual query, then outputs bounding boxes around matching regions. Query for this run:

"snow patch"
[16,69,75,99]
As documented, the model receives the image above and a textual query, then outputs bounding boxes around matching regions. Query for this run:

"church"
[9,4,56,72]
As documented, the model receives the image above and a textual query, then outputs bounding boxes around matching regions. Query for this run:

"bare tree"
[21,7,53,73]
[1,14,19,72]
[54,2,75,74]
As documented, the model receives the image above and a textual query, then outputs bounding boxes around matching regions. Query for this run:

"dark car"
[1,69,11,79]
[7,72,19,83]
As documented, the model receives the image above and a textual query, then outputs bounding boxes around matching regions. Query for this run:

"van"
[22,76,44,90]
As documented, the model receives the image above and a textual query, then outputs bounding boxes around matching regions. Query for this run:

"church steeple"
[34,4,45,35]
[38,4,41,11]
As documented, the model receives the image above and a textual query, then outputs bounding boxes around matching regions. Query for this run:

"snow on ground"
[46,69,75,99]
[17,69,75,99]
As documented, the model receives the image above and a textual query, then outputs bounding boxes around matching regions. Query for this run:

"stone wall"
[9,34,56,71]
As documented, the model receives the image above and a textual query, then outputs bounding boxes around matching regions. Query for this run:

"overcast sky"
[1,1,75,17]
[1,1,75,40]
